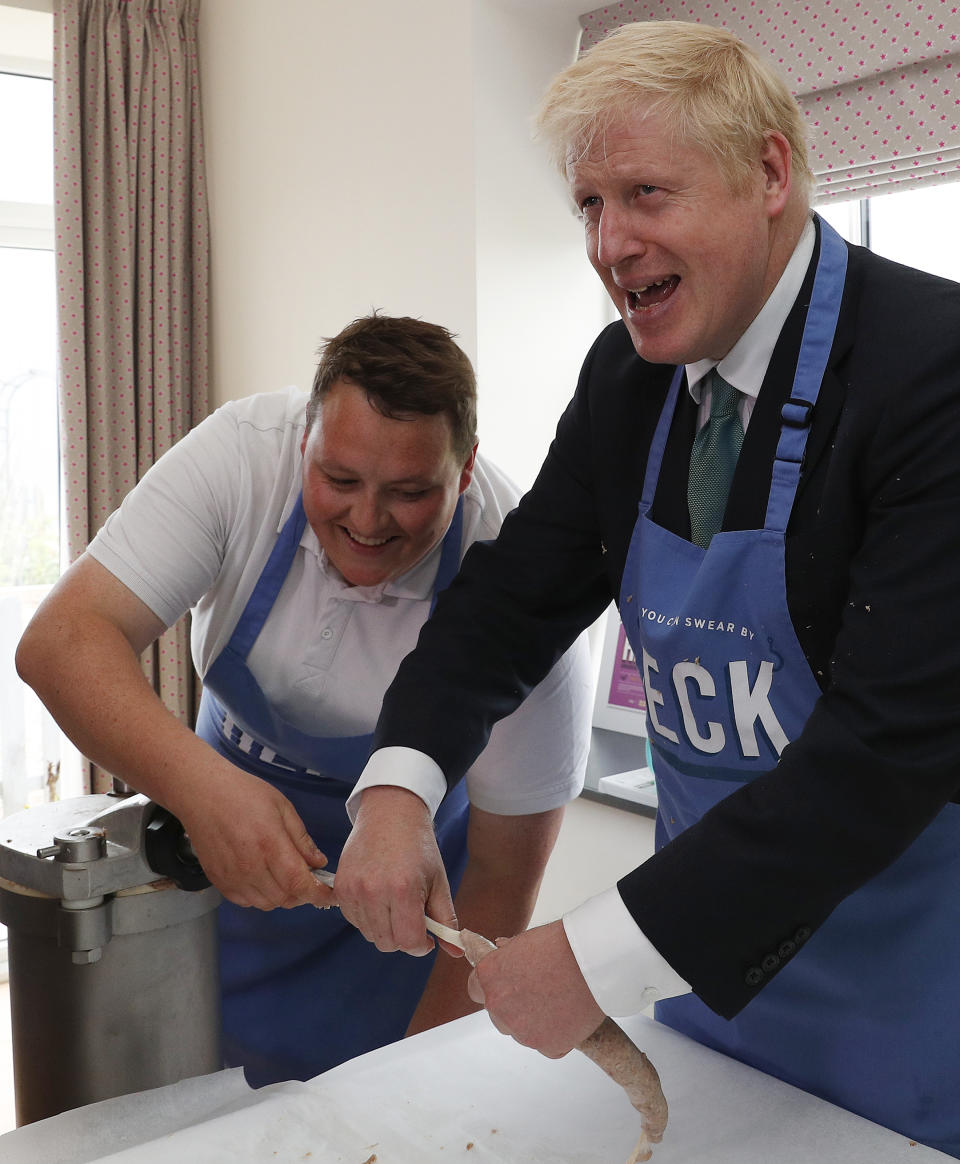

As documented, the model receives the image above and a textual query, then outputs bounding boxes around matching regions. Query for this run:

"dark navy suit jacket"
[372,224,960,1019]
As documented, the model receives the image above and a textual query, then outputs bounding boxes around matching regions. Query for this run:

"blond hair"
[536,21,813,201]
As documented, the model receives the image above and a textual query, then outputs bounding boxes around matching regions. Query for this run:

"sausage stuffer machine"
[0,793,222,1126]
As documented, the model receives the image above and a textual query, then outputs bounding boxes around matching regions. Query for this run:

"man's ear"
[458,442,479,494]
[301,404,313,457]
[760,131,792,218]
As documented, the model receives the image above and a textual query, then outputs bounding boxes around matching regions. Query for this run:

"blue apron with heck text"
[195,495,469,1088]
[620,218,960,1157]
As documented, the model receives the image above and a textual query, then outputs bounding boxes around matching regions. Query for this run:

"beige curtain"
[578,1,960,203]
[53,0,210,792]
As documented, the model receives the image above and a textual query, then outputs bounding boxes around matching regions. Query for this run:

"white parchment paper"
[1,1013,951,1163]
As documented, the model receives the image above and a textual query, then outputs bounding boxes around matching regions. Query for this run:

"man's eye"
[637,185,659,197]
[395,488,429,500]
[577,195,602,218]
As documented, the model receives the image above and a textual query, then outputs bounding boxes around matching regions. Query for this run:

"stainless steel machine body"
[0,793,222,1125]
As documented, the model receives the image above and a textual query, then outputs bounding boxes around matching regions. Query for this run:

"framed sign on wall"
[590,606,657,809]
[592,605,647,737]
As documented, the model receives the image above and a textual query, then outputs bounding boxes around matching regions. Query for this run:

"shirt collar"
[685,215,817,403]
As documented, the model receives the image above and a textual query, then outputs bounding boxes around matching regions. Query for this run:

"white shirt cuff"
[562,886,692,1017]
[346,746,448,823]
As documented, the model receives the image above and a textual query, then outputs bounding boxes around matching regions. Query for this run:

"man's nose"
[596,205,644,270]
[349,490,386,533]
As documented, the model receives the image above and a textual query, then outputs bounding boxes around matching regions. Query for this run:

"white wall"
[200,0,477,405]
[472,0,612,487]
[199,0,611,488]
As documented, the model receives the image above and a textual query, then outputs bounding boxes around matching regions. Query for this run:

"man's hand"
[467,920,604,1057]
[336,786,457,956]
[405,805,565,1036]
[174,762,334,911]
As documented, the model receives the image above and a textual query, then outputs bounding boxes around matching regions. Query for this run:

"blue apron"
[620,218,960,1158]
[195,494,470,1087]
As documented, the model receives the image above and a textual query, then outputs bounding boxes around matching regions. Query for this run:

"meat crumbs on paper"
[360,1155,377,1164]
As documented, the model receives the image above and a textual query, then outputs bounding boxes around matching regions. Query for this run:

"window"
[0,3,83,825]
[818,185,960,283]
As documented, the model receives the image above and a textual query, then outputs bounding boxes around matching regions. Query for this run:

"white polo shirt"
[89,386,593,815]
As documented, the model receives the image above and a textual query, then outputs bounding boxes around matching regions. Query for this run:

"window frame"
[0,3,57,984]
[0,5,54,249]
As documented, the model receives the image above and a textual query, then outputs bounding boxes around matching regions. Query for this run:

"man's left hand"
[467,919,605,1057]
[336,785,457,957]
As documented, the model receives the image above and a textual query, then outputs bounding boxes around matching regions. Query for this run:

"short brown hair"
[536,21,813,202]
[307,313,477,461]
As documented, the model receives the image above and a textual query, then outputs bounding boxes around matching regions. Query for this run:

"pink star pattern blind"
[578,1,960,202]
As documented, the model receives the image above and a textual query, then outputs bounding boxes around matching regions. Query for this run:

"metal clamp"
[36,827,112,964]
[37,826,107,864]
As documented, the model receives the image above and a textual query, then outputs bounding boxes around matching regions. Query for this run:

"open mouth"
[344,528,398,549]
[627,276,680,311]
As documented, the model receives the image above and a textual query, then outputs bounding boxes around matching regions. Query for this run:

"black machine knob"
[144,806,211,892]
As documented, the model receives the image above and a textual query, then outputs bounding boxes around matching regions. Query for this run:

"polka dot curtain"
[578,0,960,203]
[54,0,210,792]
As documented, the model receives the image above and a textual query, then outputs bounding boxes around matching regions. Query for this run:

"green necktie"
[687,370,744,548]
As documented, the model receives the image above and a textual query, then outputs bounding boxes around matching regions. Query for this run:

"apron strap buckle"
[780,397,815,429]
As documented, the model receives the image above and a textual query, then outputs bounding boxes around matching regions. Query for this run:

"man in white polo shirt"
[16,312,593,1087]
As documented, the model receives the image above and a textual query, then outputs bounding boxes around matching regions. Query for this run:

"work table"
[2,1010,951,1163]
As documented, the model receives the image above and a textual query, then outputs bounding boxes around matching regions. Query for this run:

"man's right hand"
[15,556,333,913]
[173,761,334,911]
[335,785,458,957]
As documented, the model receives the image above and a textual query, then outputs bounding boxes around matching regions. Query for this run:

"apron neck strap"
[764,215,848,532]
[430,494,464,614]
[229,496,308,659]
[640,364,686,509]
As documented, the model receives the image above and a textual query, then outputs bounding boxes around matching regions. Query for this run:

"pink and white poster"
[593,609,648,737]
[607,623,646,712]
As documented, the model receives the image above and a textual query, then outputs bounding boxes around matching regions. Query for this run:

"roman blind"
[578,1,960,202]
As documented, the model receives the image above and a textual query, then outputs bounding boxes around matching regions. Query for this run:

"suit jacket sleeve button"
[745,966,765,986]
[761,953,780,972]
[778,939,797,959]
[794,926,812,945]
